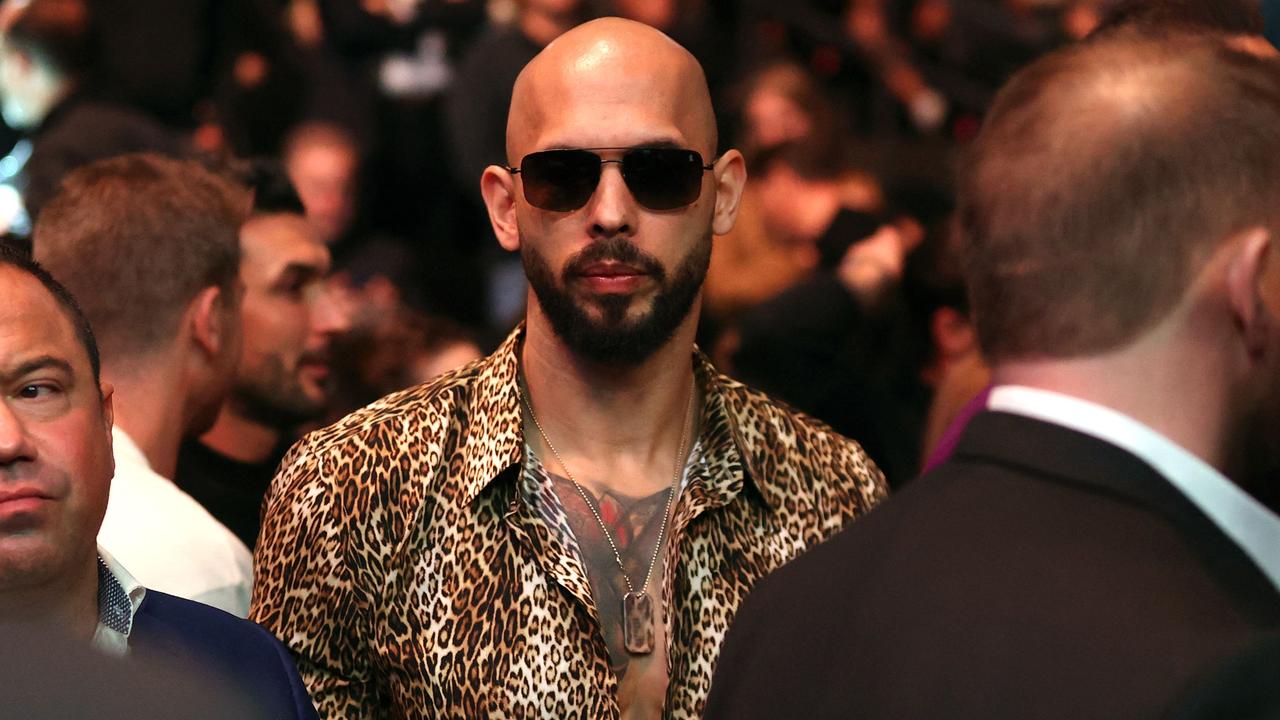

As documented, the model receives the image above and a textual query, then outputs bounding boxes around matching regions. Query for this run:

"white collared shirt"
[989,385,1280,593]
[91,547,146,657]
[97,428,254,616]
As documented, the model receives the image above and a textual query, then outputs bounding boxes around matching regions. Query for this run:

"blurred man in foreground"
[0,244,315,718]
[707,31,1280,720]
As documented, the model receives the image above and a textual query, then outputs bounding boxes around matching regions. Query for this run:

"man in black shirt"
[176,163,349,549]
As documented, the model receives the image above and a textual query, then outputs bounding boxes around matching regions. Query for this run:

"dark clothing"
[731,271,930,487]
[175,438,287,550]
[132,590,318,719]
[706,411,1280,720]
[1165,633,1280,720]
[21,93,182,221]
[443,24,540,189]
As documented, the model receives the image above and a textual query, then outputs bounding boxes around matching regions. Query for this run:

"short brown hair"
[958,34,1280,361]
[33,153,249,360]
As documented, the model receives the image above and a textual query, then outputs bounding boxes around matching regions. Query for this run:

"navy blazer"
[130,590,318,720]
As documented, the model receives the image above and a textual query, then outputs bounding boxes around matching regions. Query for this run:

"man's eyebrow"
[1,355,75,383]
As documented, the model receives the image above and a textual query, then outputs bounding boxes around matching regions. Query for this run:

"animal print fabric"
[250,325,886,719]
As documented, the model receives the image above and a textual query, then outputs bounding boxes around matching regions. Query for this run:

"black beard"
[522,234,711,366]
[230,353,327,429]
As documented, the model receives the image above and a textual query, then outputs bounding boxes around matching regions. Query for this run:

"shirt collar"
[91,547,146,656]
[989,384,1280,592]
[458,324,779,510]
[111,426,153,472]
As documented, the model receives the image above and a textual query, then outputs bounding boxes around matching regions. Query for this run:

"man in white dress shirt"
[707,31,1280,720]
[33,153,254,615]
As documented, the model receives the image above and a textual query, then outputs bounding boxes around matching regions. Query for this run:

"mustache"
[562,238,666,282]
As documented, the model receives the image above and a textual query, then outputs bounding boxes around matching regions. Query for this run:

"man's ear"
[481,165,521,253]
[187,285,233,360]
[710,149,747,236]
[99,381,114,449]
[1225,228,1273,359]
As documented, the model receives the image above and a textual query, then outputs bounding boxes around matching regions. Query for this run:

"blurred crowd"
[1,0,1127,488]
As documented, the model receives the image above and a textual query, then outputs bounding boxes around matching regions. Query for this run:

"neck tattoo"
[519,377,695,656]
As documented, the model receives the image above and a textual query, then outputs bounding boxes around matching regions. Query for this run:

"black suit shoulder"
[707,414,1280,720]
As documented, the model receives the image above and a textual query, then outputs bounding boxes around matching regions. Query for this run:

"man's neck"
[520,308,701,498]
[199,408,282,465]
[992,343,1231,473]
[105,361,190,479]
[0,554,99,643]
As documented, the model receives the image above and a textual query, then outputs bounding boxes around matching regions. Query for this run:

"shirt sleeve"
[250,434,382,719]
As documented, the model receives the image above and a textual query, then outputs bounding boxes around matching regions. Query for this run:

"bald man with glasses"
[251,18,886,720]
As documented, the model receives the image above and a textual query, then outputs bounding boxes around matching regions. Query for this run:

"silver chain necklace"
[518,377,695,656]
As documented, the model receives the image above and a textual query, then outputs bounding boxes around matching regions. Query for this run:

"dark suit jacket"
[131,590,318,720]
[704,411,1280,720]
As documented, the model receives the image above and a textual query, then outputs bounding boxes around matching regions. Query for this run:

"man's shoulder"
[298,356,486,461]
[714,368,881,472]
[136,590,279,648]
[708,366,887,518]
[134,592,317,719]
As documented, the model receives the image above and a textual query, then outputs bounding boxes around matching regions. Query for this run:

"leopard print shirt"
[250,326,887,719]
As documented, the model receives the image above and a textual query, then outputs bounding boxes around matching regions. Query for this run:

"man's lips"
[0,487,55,516]
[0,487,52,504]
[572,262,651,293]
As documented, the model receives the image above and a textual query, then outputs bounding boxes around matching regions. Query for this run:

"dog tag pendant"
[622,591,655,655]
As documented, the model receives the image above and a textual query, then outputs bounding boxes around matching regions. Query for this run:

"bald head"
[506,18,717,163]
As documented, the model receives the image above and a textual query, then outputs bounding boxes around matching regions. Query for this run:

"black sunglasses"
[505,147,715,212]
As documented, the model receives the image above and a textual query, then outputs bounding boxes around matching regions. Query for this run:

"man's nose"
[585,163,636,239]
[311,281,353,338]
[0,400,34,465]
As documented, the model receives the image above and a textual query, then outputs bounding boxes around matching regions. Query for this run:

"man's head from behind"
[0,243,112,598]
[34,153,249,435]
[480,17,746,366]
[228,161,349,429]
[960,34,1280,476]
[0,0,89,129]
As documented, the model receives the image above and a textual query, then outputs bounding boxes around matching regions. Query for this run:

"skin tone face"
[0,266,113,600]
[286,143,359,245]
[483,18,745,364]
[230,213,348,426]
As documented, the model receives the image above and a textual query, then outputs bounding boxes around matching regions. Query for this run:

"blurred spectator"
[175,160,350,551]
[87,0,298,149]
[283,121,359,246]
[732,61,848,163]
[34,153,254,616]
[905,222,989,467]
[328,308,482,418]
[283,119,448,314]
[704,138,881,324]
[444,0,590,190]
[0,0,181,240]
[729,213,933,486]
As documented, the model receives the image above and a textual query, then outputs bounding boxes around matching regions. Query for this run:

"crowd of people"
[1,0,1279,718]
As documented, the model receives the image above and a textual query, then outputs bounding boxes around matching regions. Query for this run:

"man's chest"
[368,482,801,719]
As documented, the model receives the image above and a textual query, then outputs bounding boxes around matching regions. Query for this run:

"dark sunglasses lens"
[623,149,705,210]
[519,150,601,211]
